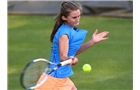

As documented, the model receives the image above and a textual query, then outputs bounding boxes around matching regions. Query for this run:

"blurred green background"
[8,15,133,90]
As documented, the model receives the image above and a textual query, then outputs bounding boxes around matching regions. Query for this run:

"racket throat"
[57,64,62,67]
[48,64,61,75]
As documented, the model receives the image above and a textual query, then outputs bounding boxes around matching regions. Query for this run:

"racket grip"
[61,59,72,66]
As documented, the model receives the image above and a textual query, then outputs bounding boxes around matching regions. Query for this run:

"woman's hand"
[69,56,78,65]
[92,29,109,44]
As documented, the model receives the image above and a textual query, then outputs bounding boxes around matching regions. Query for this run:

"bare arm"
[59,34,78,65]
[59,34,69,61]
[75,39,93,55]
[76,29,109,55]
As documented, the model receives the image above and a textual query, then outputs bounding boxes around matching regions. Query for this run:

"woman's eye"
[72,15,80,19]
[72,17,77,19]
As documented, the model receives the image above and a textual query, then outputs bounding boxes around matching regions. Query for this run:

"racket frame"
[20,58,72,90]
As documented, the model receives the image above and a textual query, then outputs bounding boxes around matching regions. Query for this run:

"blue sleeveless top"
[48,23,87,78]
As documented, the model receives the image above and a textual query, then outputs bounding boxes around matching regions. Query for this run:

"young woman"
[35,1,109,90]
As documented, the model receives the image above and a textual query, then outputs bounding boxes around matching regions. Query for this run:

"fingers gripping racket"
[20,58,72,90]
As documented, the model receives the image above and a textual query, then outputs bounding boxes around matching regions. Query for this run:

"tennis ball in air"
[82,64,91,72]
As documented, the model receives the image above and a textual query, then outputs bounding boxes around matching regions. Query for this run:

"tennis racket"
[20,58,72,90]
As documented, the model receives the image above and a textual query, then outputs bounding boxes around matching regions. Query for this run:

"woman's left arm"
[76,29,109,55]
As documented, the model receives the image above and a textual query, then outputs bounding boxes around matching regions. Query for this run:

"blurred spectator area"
[8,1,133,18]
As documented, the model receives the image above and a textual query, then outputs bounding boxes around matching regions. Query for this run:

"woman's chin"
[75,23,79,27]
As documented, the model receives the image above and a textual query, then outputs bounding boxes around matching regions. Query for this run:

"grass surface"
[8,15,133,90]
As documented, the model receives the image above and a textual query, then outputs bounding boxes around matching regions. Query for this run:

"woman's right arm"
[59,34,69,61]
[59,34,78,65]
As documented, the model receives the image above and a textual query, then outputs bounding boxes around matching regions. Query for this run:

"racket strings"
[22,61,48,88]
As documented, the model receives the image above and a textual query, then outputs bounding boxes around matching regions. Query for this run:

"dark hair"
[50,1,82,42]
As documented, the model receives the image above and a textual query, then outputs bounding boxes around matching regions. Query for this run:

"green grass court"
[8,15,133,90]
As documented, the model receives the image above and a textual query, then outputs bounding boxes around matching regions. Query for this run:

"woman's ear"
[62,16,67,21]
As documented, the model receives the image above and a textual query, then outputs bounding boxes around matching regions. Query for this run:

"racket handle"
[61,59,72,66]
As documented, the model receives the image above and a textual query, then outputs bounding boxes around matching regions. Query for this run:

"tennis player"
[35,1,109,90]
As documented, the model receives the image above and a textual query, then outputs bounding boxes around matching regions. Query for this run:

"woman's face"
[62,9,81,28]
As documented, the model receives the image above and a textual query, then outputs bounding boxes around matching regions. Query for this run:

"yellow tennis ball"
[82,64,91,72]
